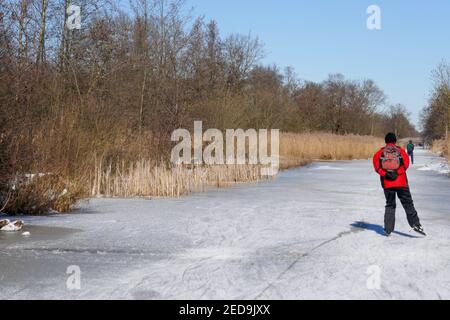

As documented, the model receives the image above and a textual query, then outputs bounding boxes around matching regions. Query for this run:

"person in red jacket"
[373,133,425,236]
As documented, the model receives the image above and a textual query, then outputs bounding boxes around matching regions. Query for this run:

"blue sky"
[187,0,450,126]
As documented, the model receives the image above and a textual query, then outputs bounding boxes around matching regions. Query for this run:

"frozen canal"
[1,149,450,300]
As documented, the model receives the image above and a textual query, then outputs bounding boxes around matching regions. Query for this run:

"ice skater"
[407,140,415,165]
[373,133,426,237]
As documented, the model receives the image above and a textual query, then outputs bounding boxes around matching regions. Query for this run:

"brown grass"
[3,175,83,215]
[280,132,383,169]
[447,139,450,158]
[88,132,383,198]
[431,139,450,158]
[1,132,384,214]
[90,160,264,198]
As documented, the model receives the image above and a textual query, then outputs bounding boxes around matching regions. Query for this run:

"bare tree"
[361,79,386,135]
[36,0,47,65]
[431,61,450,139]
[224,33,264,90]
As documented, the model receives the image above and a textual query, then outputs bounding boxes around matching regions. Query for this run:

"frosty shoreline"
[417,153,450,175]
[1,149,450,300]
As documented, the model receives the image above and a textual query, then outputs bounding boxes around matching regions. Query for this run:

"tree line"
[421,61,450,143]
[0,0,418,187]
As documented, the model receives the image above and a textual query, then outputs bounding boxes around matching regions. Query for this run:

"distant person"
[373,133,426,237]
[407,140,415,165]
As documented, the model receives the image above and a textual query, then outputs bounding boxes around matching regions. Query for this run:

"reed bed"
[90,160,264,198]
[431,139,450,158]
[88,132,383,198]
[280,132,383,169]
[447,139,450,158]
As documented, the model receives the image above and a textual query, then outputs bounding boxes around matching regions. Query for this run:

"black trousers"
[408,152,414,164]
[384,187,420,233]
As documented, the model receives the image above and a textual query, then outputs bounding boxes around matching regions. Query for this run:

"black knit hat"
[385,132,397,144]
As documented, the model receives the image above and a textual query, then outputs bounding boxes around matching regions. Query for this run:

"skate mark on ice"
[254,227,364,299]
[20,247,166,257]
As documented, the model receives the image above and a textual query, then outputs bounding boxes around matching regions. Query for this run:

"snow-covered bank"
[416,149,450,175]
[1,150,450,300]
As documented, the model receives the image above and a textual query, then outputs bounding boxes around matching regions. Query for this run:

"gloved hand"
[385,170,398,181]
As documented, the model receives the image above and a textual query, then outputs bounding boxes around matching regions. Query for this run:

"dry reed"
[90,160,264,198]
[280,132,383,169]
[431,139,450,158]
[89,132,383,198]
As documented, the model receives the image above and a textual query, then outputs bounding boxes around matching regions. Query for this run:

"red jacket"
[373,143,410,189]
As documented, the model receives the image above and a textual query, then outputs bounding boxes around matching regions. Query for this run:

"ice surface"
[310,165,345,171]
[416,153,449,175]
[1,149,450,300]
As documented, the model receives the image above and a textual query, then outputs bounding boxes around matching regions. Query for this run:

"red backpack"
[381,146,402,170]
